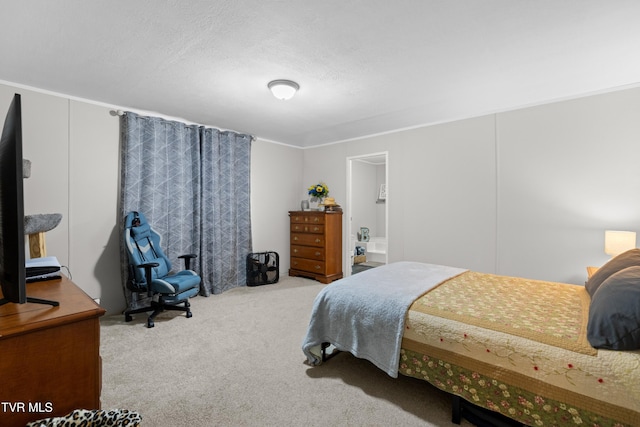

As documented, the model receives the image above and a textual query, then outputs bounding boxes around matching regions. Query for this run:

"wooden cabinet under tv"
[0,275,105,426]
[289,210,343,283]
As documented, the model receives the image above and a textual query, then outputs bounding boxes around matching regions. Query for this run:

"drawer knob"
[315,252,321,256]
[315,265,321,270]
[314,217,319,222]
[294,236,298,241]
[315,239,321,243]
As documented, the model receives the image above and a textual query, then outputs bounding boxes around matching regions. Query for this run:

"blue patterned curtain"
[199,128,253,296]
[119,112,252,305]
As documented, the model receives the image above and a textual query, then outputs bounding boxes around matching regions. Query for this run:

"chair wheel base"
[124,299,193,328]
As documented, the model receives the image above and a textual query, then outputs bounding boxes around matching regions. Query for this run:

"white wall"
[496,89,640,283]
[250,140,303,273]
[373,115,497,273]
[305,87,640,284]
[68,100,121,310]
[0,83,122,311]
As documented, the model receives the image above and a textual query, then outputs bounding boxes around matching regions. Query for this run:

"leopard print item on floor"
[26,409,142,427]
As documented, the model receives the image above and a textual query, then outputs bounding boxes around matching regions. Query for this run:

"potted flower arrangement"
[308,182,329,208]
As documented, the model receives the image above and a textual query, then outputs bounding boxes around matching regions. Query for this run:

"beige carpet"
[100,276,473,427]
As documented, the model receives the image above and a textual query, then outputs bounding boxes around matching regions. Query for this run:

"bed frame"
[322,341,520,426]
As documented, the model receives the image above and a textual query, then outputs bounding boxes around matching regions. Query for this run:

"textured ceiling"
[1,1,639,147]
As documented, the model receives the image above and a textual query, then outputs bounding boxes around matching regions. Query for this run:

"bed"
[302,259,640,426]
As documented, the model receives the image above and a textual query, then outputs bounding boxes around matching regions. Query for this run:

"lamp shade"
[268,80,299,100]
[604,230,636,257]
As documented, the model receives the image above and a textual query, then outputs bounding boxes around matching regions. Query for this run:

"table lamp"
[604,230,636,258]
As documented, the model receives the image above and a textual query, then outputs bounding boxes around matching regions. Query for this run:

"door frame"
[345,151,389,276]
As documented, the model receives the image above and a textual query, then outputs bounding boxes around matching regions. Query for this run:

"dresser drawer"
[291,257,325,274]
[291,233,325,247]
[291,245,324,260]
[291,223,324,234]
[290,213,325,225]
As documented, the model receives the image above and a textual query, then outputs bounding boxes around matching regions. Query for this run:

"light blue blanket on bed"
[301,261,467,378]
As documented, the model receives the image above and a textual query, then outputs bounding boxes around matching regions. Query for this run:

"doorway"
[346,152,388,276]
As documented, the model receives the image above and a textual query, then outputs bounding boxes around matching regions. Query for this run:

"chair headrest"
[130,221,152,241]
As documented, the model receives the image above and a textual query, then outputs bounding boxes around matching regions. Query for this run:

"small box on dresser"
[289,210,342,283]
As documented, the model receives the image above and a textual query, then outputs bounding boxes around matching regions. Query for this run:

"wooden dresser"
[289,210,343,283]
[0,275,105,426]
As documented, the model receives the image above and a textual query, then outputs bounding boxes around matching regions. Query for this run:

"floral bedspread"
[400,271,640,426]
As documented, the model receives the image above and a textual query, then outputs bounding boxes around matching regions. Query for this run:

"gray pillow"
[585,248,640,296]
[587,265,640,350]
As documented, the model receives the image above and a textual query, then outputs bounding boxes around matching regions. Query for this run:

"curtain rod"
[108,109,255,141]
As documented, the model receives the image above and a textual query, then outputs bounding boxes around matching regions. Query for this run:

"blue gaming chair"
[123,211,201,328]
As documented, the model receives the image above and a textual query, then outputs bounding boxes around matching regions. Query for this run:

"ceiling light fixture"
[268,79,299,100]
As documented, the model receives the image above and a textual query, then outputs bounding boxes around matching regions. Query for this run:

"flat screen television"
[0,93,57,307]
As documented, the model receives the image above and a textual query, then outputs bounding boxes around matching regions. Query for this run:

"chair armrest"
[178,254,197,270]
[138,262,159,297]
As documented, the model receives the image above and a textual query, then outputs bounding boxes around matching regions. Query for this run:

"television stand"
[0,296,59,307]
[0,275,105,426]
